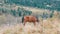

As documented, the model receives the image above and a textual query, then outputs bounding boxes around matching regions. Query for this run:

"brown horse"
[22,16,39,25]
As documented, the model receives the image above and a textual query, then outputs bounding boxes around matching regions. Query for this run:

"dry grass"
[0,17,60,34]
[0,22,42,34]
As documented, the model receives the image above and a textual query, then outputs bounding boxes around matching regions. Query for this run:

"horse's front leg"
[33,22,36,26]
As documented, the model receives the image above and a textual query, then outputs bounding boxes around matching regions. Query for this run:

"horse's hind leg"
[23,22,25,26]
[23,20,27,26]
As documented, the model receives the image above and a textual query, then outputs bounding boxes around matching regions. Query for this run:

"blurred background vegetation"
[1,0,60,11]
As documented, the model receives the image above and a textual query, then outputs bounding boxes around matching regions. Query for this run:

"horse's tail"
[22,16,24,23]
